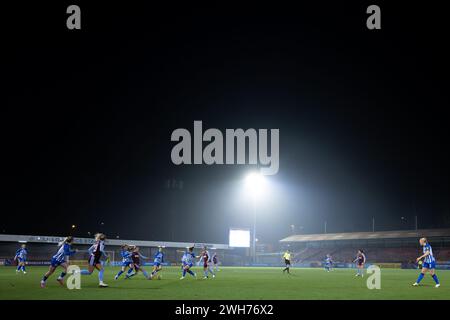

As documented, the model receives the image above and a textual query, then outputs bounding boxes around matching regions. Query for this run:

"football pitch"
[0,266,448,300]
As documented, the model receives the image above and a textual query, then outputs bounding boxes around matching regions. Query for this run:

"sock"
[182,269,186,277]
[17,265,21,271]
[142,270,149,278]
[42,275,48,282]
[416,273,425,284]
[187,269,195,277]
[204,270,208,277]
[58,272,66,280]
[22,266,26,272]
[127,268,134,276]
[80,270,92,275]
[116,270,124,277]
[99,269,104,282]
[432,274,440,285]
[208,267,215,275]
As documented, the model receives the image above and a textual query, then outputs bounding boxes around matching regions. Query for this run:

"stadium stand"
[280,229,450,267]
[0,234,236,266]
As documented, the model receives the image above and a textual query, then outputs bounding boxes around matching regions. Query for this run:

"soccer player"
[40,236,76,288]
[199,246,215,279]
[282,250,292,274]
[413,237,440,288]
[150,246,164,280]
[354,249,366,277]
[324,254,333,272]
[80,233,109,287]
[211,252,219,272]
[114,244,133,280]
[125,246,151,279]
[14,244,28,274]
[180,247,197,280]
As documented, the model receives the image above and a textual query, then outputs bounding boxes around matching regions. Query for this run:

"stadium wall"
[0,234,251,267]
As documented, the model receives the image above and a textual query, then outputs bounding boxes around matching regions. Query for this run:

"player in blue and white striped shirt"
[14,244,28,274]
[150,246,164,280]
[40,236,77,288]
[180,247,197,280]
[413,237,440,288]
[114,244,133,280]
[324,254,333,272]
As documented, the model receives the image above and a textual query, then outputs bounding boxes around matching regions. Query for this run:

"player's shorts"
[213,258,218,264]
[154,261,161,267]
[121,260,132,267]
[183,262,193,268]
[422,261,436,269]
[285,259,291,265]
[133,263,141,271]
[18,258,26,263]
[88,255,101,266]
[50,258,65,267]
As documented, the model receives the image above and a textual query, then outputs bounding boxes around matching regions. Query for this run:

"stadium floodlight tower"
[244,172,267,264]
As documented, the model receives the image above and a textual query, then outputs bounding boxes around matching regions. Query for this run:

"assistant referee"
[282,250,292,274]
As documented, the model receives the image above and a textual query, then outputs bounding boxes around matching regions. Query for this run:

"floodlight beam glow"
[244,172,266,198]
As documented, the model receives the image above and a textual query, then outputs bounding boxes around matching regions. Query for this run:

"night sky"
[3,2,449,244]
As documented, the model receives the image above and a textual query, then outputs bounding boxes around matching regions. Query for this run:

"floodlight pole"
[252,196,257,264]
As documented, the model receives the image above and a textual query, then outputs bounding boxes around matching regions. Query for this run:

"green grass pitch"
[0,266,448,300]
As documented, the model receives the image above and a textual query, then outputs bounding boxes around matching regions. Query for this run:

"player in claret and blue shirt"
[200,246,215,279]
[413,237,440,288]
[40,236,77,288]
[14,244,28,274]
[80,233,109,287]
[125,246,151,279]
[180,247,197,280]
[150,246,164,280]
[114,244,133,280]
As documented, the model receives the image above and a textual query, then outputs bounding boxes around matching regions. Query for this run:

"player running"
[80,233,109,287]
[150,246,164,280]
[40,236,76,288]
[125,246,151,279]
[114,244,133,280]
[282,250,292,274]
[199,246,215,279]
[413,237,440,288]
[324,254,333,272]
[354,249,366,277]
[180,247,197,280]
[14,244,28,274]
